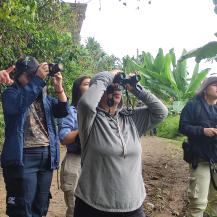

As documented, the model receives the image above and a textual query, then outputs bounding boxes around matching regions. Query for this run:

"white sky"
[65,0,217,74]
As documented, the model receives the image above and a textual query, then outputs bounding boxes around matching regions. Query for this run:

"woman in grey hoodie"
[74,70,168,217]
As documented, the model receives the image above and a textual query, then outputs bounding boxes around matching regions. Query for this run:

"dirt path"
[0,136,189,217]
[142,136,188,217]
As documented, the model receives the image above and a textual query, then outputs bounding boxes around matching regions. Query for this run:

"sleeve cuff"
[200,127,204,135]
[57,101,68,105]
[59,129,71,141]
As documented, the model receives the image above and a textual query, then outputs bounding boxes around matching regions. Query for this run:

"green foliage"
[0,0,70,65]
[0,1,120,147]
[179,1,217,63]
[0,0,82,96]
[123,48,210,113]
[0,1,119,98]
[156,115,184,141]
[85,37,121,73]
[179,41,217,63]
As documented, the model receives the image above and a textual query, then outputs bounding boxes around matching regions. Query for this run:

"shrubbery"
[156,115,185,141]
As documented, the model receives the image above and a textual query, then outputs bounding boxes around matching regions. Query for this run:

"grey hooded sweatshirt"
[75,71,168,212]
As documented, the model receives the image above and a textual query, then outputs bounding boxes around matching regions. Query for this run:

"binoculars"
[113,72,141,87]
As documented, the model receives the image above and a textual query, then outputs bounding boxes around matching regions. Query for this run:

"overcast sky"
[65,0,217,73]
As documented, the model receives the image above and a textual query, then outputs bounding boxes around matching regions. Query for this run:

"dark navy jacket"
[179,96,217,162]
[1,76,69,169]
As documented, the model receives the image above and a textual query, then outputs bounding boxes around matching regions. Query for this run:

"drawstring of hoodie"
[116,116,127,158]
[105,113,127,158]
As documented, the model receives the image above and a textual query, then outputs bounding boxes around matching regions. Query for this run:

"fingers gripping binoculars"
[106,72,141,94]
[106,72,141,108]
[48,63,64,77]
[113,72,141,87]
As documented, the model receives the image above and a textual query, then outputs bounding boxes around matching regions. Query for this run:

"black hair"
[71,75,91,107]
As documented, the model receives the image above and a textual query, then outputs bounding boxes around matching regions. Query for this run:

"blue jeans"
[3,146,53,217]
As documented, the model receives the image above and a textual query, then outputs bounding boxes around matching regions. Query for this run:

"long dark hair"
[71,75,91,107]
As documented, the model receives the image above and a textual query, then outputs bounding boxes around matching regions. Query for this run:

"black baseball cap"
[15,56,39,79]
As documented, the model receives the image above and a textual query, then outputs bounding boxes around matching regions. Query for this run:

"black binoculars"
[113,72,141,87]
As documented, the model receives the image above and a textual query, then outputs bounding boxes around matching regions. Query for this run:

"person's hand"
[126,83,134,92]
[52,72,64,93]
[204,128,217,137]
[52,72,67,102]
[0,66,15,84]
[36,63,49,79]
[126,72,139,92]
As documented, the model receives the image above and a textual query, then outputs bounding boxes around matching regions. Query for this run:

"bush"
[156,115,185,141]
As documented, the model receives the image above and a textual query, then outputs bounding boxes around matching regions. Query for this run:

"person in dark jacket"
[1,56,69,217]
[179,76,217,217]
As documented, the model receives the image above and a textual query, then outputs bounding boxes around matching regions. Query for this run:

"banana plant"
[123,48,210,113]
[179,41,217,63]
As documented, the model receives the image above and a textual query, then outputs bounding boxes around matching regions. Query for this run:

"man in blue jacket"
[1,56,69,217]
[179,76,217,217]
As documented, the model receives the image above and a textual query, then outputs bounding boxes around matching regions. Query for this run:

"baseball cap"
[15,56,39,79]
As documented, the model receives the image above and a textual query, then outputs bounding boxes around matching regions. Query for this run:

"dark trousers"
[74,197,146,217]
[3,146,53,217]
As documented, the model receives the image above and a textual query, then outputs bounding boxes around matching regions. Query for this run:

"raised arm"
[131,85,168,137]
[2,62,51,115]
[50,72,69,118]
[77,71,114,145]
[2,76,45,115]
